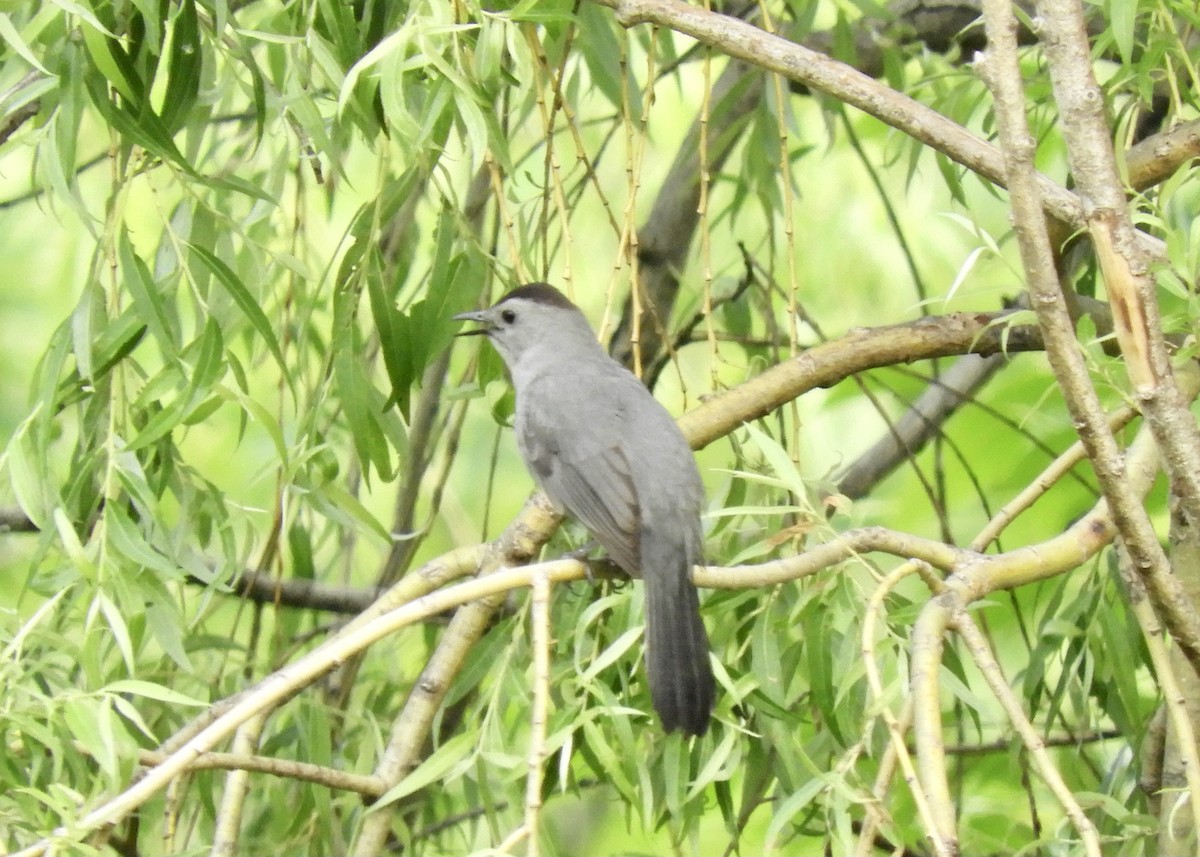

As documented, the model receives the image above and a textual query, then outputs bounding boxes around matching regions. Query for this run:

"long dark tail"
[642,535,715,736]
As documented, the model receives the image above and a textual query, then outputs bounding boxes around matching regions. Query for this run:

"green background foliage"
[0,0,1196,854]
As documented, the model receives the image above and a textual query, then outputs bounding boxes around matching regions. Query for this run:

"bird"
[455,283,716,736]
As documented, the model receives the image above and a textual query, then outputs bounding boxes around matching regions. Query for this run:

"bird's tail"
[642,534,715,736]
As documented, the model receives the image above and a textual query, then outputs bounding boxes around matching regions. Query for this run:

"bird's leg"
[559,542,624,584]
[561,540,600,583]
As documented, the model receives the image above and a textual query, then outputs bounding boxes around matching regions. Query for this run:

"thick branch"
[680,309,1042,449]
[1036,0,1200,527]
[977,0,1200,673]
[589,0,1087,228]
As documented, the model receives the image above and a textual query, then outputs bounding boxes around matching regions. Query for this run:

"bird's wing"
[520,409,642,575]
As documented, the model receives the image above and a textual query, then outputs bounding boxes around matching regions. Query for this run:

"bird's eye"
[501,309,517,324]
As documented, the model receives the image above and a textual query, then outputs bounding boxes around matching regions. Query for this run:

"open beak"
[453,310,491,337]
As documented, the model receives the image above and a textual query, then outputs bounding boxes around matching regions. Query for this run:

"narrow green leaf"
[333,282,392,481]
[96,590,136,672]
[190,317,226,390]
[126,390,184,452]
[55,316,148,410]
[188,244,289,381]
[315,481,393,545]
[110,694,160,741]
[509,0,576,24]
[80,20,142,104]
[688,727,737,799]
[580,626,641,681]
[4,411,52,530]
[158,0,201,133]
[82,72,193,173]
[575,4,627,112]
[64,696,119,783]
[367,248,412,416]
[234,390,287,463]
[104,504,177,578]
[764,774,826,850]
[69,283,98,381]
[0,13,52,74]
[373,731,477,808]
[120,231,177,354]
[55,507,95,579]
[181,395,222,426]
[288,523,315,581]
[741,421,808,499]
[49,0,118,37]
[145,599,192,670]
[1107,0,1135,64]
[225,34,266,147]
[752,597,785,705]
[202,174,277,205]
[105,679,208,707]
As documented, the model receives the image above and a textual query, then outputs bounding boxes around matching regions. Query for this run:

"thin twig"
[524,566,553,856]
[952,612,1101,855]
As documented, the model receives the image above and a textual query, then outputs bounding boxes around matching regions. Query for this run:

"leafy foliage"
[0,0,1197,854]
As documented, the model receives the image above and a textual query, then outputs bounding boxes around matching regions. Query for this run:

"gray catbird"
[455,283,716,736]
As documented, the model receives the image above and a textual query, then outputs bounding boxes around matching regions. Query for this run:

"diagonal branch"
[1035,0,1200,529]
[589,0,1090,229]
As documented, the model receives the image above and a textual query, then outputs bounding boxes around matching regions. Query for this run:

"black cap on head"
[497,282,578,311]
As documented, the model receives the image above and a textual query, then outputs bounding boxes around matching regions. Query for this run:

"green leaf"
[689,727,738,799]
[367,247,412,416]
[314,481,393,545]
[763,771,826,850]
[96,590,137,672]
[188,244,289,384]
[575,5,626,111]
[104,503,176,578]
[333,282,393,481]
[158,0,201,134]
[81,72,193,173]
[4,411,54,530]
[1106,0,1136,64]
[741,421,807,499]
[80,19,143,104]
[288,523,315,580]
[580,626,641,682]
[372,731,477,808]
[55,507,95,579]
[104,679,208,707]
[508,0,576,25]
[120,231,178,354]
[145,598,193,671]
[64,696,119,784]
[127,319,224,451]
[226,29,267,147]
[0,13,52,74]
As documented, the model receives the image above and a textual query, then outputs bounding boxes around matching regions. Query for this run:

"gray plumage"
[455,283,716,736]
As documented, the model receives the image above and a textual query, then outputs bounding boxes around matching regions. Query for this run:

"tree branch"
[836,353,1005,500]
[1037,0,1200,529]
[589,0,1090,229]
[681,308,1043,449]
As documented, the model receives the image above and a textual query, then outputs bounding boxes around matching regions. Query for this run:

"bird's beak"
[453,310,491,337]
